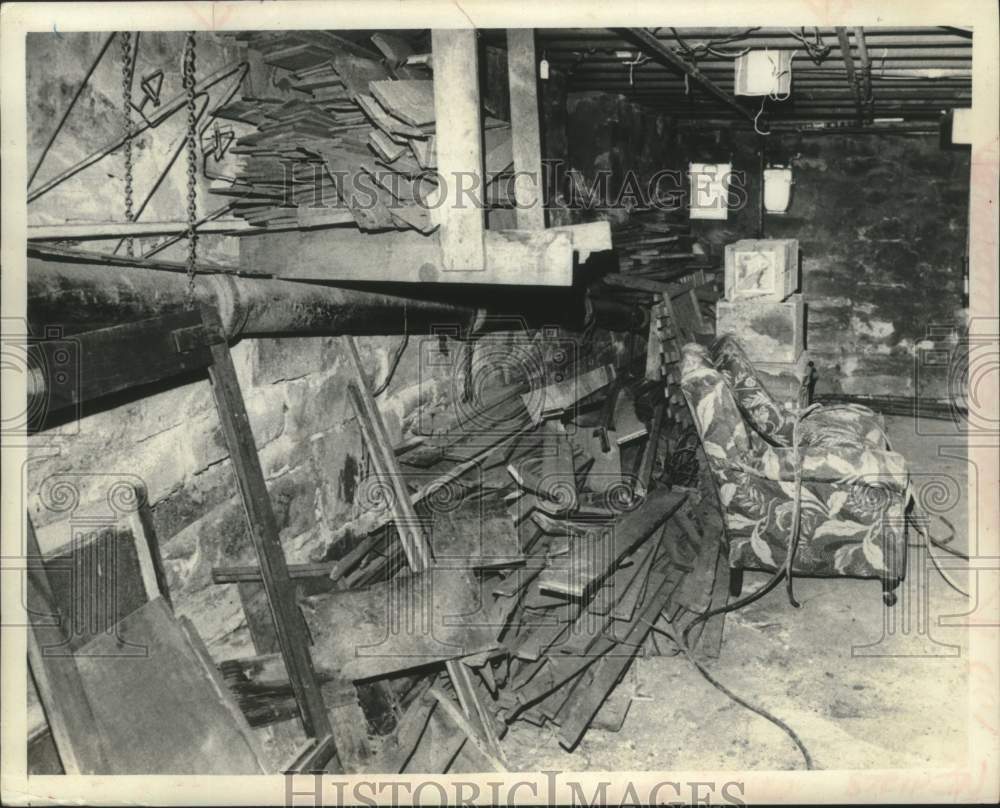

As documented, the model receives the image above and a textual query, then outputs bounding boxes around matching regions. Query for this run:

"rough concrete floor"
[504,415,973,771]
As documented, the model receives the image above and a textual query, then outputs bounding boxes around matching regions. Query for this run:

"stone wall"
[678,130,970,398]
[28,326,623,661]
[552,92,970,397]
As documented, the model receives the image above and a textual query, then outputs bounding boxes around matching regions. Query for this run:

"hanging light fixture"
[763,164,793,214]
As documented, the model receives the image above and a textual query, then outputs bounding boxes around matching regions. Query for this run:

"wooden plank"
[522,363,616,424]
[431,29,486,271]
[240,226,574,286]
[371,32,427,80]
[370,80,436,126]
[201,309,331,739]
[127,482,170,606]
[429,500,524,568]
[71,598,267,773]
[26,518,111,774]
[214,561,338,586]
[635,401,665,498]
[302,567,500,680]
[506,29,545,230]
[556,568,681,750]
[603,270,712,295]
[537,487,686,598]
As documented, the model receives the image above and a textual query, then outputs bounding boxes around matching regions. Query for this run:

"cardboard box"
[716,294,804,363]
[724,238,799,301]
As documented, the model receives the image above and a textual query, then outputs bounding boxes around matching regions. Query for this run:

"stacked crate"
[717,239,807,404]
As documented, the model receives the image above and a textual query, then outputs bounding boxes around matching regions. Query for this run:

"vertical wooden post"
[506,28,546,231]
[431,29,486,271]
[199,312,332,740]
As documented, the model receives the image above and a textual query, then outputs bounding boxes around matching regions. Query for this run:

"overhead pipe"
[27,257,644,339]
[27,257,483,338]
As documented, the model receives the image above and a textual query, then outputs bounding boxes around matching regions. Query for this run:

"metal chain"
[183,31,198,302]
[120,32,135,258]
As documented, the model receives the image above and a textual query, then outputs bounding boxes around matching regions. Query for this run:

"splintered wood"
[211,344,730,770]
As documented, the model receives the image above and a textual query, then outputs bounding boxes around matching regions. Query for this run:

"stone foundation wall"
[556,101,970,398]
[27,328,623,661]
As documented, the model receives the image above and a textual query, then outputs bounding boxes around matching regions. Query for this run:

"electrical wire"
[752,49,798,135]
[641,562,815,770]
[670,27,761,61]
[908,511,969,597]
[785,27,831,65]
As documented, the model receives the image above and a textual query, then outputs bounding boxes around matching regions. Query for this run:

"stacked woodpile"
[213,31,513,234]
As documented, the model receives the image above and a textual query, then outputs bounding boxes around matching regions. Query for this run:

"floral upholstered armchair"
[680,338,910,604]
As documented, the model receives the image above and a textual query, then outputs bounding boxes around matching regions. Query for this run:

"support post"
[197,307,332,740]
[431,29,486,271]
[836,27,864,125]
[506,28,546,230]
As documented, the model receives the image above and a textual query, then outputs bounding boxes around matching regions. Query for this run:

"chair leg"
[728,566,744,598]
[882,577,901,607]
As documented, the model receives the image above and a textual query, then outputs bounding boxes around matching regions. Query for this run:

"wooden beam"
[240,222,611,286]
[622,28,754,121]
[853,26,874,122]
[506,29,545,230]
[836,27,864,124]
[431,29,486,271]
[199,309,332,740]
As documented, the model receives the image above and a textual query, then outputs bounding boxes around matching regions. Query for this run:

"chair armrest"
[746,445,909,493]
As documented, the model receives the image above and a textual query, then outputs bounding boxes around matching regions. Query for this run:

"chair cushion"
[712,336,790,444]
[680,339,908,582]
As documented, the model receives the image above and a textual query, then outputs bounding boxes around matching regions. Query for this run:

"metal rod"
[28,214,352,240]
[621,28,754,121]
[27,32,117,190]
[27,62,248,204]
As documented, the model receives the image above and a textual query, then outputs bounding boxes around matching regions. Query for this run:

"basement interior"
[22,25,978,776]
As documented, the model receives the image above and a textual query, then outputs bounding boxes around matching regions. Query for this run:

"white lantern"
[763,166,793,214]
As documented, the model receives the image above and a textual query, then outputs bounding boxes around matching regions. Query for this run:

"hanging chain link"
[183,31,199,302]
[120,32,135,258]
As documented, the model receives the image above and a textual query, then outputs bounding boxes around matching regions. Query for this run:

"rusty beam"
[621,28,754,122]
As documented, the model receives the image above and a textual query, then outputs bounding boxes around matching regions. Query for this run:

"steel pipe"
[27,257,646,339]
[27,258,483,338]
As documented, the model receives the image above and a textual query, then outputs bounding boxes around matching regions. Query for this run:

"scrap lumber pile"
[216,351,729,772]
[213,31,513,234]
[612,211,717,280]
